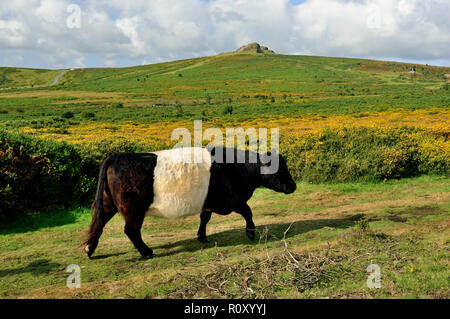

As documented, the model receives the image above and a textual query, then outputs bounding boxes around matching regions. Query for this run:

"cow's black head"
[259,152,296,194]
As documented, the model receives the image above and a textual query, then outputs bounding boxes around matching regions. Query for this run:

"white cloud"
[0,19,31,48]
[0,0,448,68]
[289,0,450,61]
[115,17,147,57]
[73,56,85,68]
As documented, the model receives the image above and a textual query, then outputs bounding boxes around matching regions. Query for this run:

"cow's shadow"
[152,214,364,258]
[90,252,127,260]
[0,259,61,278]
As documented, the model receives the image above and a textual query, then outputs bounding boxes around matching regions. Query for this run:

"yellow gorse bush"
[15,108,449,182]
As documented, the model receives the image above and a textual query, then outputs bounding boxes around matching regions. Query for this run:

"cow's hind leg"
[235,204,256,240]
[85,191,117,258]
[123,210,153,258]
[197,210,212,243]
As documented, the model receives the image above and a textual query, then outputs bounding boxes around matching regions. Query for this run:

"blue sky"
[0,0,448,69]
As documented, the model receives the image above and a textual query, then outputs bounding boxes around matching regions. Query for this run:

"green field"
[0,52,449,299]
[0,176,448,298]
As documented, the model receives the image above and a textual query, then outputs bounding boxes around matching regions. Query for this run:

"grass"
[0,175,448,299]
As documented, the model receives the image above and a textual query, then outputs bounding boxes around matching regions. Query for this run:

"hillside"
[0,67,64,89]
[57,53,450,98]
[0,53,448,135]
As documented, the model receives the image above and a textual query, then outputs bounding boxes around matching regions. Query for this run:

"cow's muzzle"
[283,181,296,194]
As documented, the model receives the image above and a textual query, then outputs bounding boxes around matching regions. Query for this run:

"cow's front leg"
[236,204,256,240]
[197,210,212,243]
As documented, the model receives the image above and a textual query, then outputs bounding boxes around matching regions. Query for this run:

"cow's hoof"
[140,247,153,258]
[198,235,210,243]
[84,245,94,259]
[140,248,154,259]
[246,228,255,240]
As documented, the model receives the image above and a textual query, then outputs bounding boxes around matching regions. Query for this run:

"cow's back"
[146,147,212,219]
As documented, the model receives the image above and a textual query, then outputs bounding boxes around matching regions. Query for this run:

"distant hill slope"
[2,52,449,95]
[1,53,448,123]
[54,53,449,97]
[0,67,64,89]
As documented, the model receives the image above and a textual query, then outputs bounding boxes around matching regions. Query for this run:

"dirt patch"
[304,190,353,207]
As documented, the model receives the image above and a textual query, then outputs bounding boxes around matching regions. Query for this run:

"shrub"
[175,104,184,116]
[83,112,95,118]
[0,130,99,220]
[280,126,449,182]
[85,138,147,158]
[61,111,74,119]
[355,217,370,235]
[223,105,233,115]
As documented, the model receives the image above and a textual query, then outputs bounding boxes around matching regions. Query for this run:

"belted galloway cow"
[83,146,296,258]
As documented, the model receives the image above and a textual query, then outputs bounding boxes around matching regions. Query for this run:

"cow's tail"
[82,154,114,254]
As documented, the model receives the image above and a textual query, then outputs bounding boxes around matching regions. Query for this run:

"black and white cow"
[83,146,296,258]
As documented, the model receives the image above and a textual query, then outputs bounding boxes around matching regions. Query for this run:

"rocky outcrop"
[235,42,275,54]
